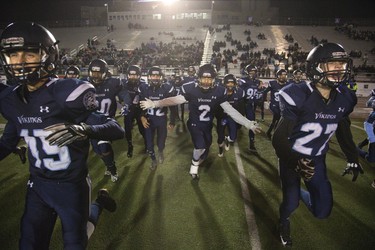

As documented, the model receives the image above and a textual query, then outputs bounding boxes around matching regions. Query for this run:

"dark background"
[0,0,374,23]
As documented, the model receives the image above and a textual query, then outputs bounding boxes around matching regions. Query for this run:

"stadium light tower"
[104,3,109,26]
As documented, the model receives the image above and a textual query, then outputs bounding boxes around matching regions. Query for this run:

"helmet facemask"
[315,58,351,88]
[89,68,106,85]
[1,47,53,86]
[198,76,214,92]
[148,74,162,88]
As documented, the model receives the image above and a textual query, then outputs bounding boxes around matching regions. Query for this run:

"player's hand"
[342,162,364,182]
[44,123,93,147]
[141,116,150,128]
[246,121,262,134]
[120,104,129,116]
[13,146,27,164]
[295,158,315,181]
[140,98,155,110]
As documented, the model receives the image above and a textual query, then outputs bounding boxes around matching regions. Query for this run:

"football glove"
[13,146,27,164]
[120,104,130,116]
[44,123,93,147]
[245,121,262,134]
[295,158,315,181]
[342,162,364,182]
[140,98,156,110]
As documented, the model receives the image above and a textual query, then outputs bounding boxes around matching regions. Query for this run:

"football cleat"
[105,166,119,182]
[96,189,117,212]
[248,143,258,154]
[189,164,199,180]
[278,221,292,247]
[218,145,224,157]
[158,151,164,164]
[224,136,230,151]
[150,159,157,171]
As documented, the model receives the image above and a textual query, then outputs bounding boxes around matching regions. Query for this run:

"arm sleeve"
[272,117,299,166]
[220,101,254,129]
[364,122,375,143]
[84,112,125,141]
[154,95,187,108]
[335,116,359,163]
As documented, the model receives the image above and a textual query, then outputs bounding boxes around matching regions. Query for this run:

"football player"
[272,42,363,247]
[239,65,263,152]
[0,22,124,249]
[289,69,306,84]
[169,68,185,121]
[64,65,81,79]
[121,65,146,158]
[140,64,261,179]
[139,66,177,170]
[85,58,130,182]
[263,68,290,139]
[217,74,245,157]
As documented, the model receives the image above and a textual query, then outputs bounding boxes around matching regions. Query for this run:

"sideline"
[233,142,262,250]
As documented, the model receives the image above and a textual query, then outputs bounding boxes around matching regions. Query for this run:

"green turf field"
[0,114,374,250]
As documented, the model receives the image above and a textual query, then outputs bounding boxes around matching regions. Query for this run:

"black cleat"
[218,145,224,157]
[96,189,117,212]
[279,221,292,247]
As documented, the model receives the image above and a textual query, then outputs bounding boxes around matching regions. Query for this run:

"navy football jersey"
[239,77,261,103]
[279,82,356,157]
[0,78,100,181]
[264,80,290,107]
[123,78,146,107]
[181,82,227,125]
[139,82,175,120]
[226,87,245,111]
[85,77,129,117]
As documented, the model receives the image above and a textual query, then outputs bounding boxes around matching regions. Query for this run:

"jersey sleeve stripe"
[279,90,296,106]
[66,83,95,102]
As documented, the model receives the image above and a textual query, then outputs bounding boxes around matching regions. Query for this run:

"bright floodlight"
[162,0,178,5]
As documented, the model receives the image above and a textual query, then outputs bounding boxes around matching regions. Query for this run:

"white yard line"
[351,124,364,131]
[233,142,262,250]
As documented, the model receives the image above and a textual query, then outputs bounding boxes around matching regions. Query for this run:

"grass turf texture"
[0,114,374,250]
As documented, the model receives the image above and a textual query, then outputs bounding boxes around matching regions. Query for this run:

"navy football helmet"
[65,65,80,78]
[197,64,217,92]
[187,65,196,76]
[88,59,108,85]
[0,22,59,86]
[276,69,288,83]
[127,65,141,86]
[147,66,163,87]
[245,65,258,79]
[223,73,237,91]
[306,42,352,88]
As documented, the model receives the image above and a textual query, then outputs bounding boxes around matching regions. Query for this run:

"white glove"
[245,121,262,134]
[264,101,270,110]
[140,98,156,110]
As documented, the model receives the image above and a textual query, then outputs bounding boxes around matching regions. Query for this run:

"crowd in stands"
[57,24,374,80]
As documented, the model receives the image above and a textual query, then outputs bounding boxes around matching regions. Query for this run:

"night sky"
[0,0,374,23]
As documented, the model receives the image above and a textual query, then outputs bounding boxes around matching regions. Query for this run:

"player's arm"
[44,112,124,147]
[272,117,299,165]
[220,101,261,133]
[336,116,363,181]
[0,122,25,163]
[140,95,187,109]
